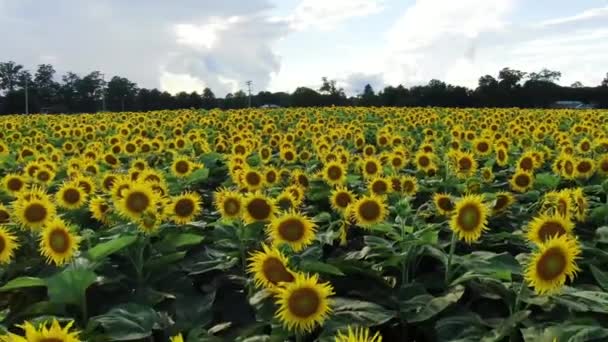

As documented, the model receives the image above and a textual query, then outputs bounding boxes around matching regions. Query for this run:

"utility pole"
[25,77,29,115]
[246,80,252,108]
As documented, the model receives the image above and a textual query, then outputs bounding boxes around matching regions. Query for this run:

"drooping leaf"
[87,235,138,261]
[401,285,465,323]
[298,260,344,276]
[46,266,97,307]
[0,277,46,292]
[91,303,157,340]
[590,265,608,291]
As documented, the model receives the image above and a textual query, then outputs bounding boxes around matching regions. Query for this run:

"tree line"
[1,61,607,114]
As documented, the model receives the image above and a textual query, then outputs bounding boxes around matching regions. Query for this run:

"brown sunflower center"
[266,171,277,183]
[457,204,481,231]
[391,178,402,192]
[99,203,109,214]
[7,178,24,191]
[498,149,506,161]
[145,175,161,183]
[538,221,566,242]
[24,203,47,223]
[103,176,117,190]
[564,161,574,174]
[263,257,295,285]
[126,191,150,213]
[284,151,295,161]
[403,181,414,193]
[419,156,431,168]
[458,157,472,171]
[298,175,309,187]
[63,188,81,204]
[0,235,5,253]
[494,195,510,211]
[0,210,8,224]
[261,149,270,159]
[327,165,343,180]
[247,198,271,220]
[372,181,388,195]
[37,171,50,182]
[288,288,321,318]
[438,197,454,212]
[519,157,534,171]
[246,172,262,186]
[576,161,592,173]
[105,154,118,165]
[358,200,381,221]
[175,198,195,217]
[278,218,305,242]
[515,174,531,187]
[536,247,567,281]
[600,160,608,172]
[477,142,489,153]
[223,198,241,216]
[365,161,378,174]
[49,229,70,253]
[175,160,190,174]
[334,192,352,208]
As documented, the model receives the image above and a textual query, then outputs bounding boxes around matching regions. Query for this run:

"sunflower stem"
[81,292,88,322]
[295,333,305,342]
[445,231,457,285]
[513,280,526,313]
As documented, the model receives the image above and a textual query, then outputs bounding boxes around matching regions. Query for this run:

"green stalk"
[444,232,457,285]
[512,280,526,314]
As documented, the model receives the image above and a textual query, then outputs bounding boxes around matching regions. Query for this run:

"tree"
[106,76,138,111]
[291,87,323,107]
[498,68,526,89]
[359,84,378,106]
[35,64,59,108]
[528,68,562,83]
[571,81,583,88]
[0,61,24,92]
[602,73,608,87]
[201,87,216,109]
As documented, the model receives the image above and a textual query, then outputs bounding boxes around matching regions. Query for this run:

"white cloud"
[287,0,385,30]
[159,71,206,94]
[538,5,608,26]
[174,17,237,50]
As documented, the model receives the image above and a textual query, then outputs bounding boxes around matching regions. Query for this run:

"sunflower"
[334,326,383,342]
[268,210,317,252]
[510,169,534,193]
[116,181,158,221]
[350,195,387,228]
[274,273,334,333]
[330,186,355,213]
[167,192,202,224]
[135,210,163,234]
[171,156,194,178]
[495,147,509,167]
[74,175,96,195]
[517,151,538,172]
[2,173,28,195]
[473,138,492,156]
[264,167,279,185]
[0,204,10,224]
[0,226,19,264]
[454,151,477,179]
[322,161,347,186]
[39,218,81,266]
[527,213,574,245]
[401,176,418,196]
[34,168,55,186]
[449,194,489,244]
[597,154,608,177]
[243,192,277,224]
[214,188,243,220]
[368,177,391,196]
[248,244,296,289]
[285,185,306,206]
[170,333,184,342]
[570,188,588,222]
[13,195,56,230]
[491,192,515,215]
[414,151,435,172]
[480,167,494,183]
[9,318,80,342]
[241,168,264,191]
[89,197,111,224]
[56,182,88,209]
[292,170,310,189]
[360,157,383,179]
[433,193,455,216]
[574,158,595,179]
[525,235,581,295]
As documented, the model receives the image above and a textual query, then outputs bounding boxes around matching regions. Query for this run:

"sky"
[1,0,607,96]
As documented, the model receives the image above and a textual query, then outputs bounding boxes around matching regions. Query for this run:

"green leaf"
[157,232,204,252]
[555,287,608,314]
[0,277,46,292]
[46,267,97,307]
[88,235,138,261]
[401,285,465,323]
[187,168,209,185]
[330,297,395,325]
[590,265,608,291]
[299,260,344,276]
[92,303,157,340]
[534,173,560,190]
[590,206,608,225]
[145,251,187,271]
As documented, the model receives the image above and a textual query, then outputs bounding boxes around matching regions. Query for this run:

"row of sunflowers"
[0,107,608,341]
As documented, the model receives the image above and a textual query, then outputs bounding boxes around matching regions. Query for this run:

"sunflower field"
[1,108,608,342]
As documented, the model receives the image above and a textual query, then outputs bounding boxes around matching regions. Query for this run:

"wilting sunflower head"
[243,193,277,224]
[525,235,581,295]
[322,161,347,186]
[350,195,387,229]
[167,192,202,225]
[56,181,88,210]
[334,326,383,342]
[433,193,455,216]
[16,318,80,342]
[116,181,158,221]
[510,169,534,193]
[39,218,81,266]
[527,213,574,245]
[248,244,295,289]
[491,192,515,215]
[449,194,489,244]
[274,273,335,333]
[0,226,19,264]
[268,210,317,252]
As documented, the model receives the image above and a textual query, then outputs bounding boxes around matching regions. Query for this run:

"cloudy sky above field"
[1,0,607,95]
